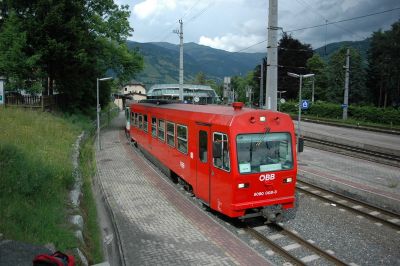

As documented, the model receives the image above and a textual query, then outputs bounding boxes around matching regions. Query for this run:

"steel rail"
[244,224,349,266]
[244,227,306,266]
[275,223,349,266]
[304,136,400,167]
[297,180,400,230]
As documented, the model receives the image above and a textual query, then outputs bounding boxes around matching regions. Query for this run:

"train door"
[196,124,211,204]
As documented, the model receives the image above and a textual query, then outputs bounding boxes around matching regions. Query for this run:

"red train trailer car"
[126,100,298,221]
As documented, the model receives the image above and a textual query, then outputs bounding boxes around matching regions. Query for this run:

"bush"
[280,101,400,126]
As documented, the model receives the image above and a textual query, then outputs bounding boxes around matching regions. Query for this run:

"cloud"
[199,34,265,52]
[133,0,177,20]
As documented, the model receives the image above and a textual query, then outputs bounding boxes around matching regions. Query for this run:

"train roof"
[131,101,294,132]
[135,101,282,115]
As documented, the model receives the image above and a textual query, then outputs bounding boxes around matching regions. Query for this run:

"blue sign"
[301,100,309,110]
[341,104,348,108]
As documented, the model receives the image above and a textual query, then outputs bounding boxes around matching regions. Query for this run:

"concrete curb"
[94,147,126,266]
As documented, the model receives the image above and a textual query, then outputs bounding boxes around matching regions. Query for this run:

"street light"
[311,76,315,103]
[277,90,286,111]
[287,72,314,153]
[97,77,113,151]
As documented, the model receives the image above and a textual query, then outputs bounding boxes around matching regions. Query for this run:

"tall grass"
[0,107,81,249]
[80,136,103,263]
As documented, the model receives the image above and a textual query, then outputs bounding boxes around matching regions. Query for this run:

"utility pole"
[246,86,253,107]
[266,0,278,111]
[174,19,184,101]
[259,59,265,108]
[343,48,350,120]
[311,76,315,103]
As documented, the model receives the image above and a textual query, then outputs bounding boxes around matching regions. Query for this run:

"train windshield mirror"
[236,133,293,174]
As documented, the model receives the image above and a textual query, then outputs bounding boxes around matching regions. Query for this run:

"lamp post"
[277,90,286,111]
[287,72,314,153]
[97,77,112,151]
[311,76,315,103]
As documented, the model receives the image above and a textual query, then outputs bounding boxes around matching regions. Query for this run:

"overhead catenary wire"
[231,6,400,53]
[185,1,215,25]
[182,0,201,20]
[294,0,367,54]
[153,0,214,43]
[286,7,400,33]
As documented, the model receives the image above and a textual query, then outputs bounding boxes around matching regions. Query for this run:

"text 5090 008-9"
[254,190,277,197]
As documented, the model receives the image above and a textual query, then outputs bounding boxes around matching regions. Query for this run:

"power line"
[154,1,214,43]
[232,7,400,53]
[233,40,267,53]
[186,2,215,25]
[182,0,201,20]
[294,0,365,40]
[287,7,400,33]
[293,0,367,56]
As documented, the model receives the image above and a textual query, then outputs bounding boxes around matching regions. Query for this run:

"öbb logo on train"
[259,173,275,182]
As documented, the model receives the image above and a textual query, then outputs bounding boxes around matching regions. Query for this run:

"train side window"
[158,119,165,141]
[132,113,136,127]
[138,114,143,129]
[143,115,148,132]
[213,132,230,172]
[167,122,175,147]
[199,130,208,163]
[177,124,188,154]
[135,113,140,127]
[151,117,157,137]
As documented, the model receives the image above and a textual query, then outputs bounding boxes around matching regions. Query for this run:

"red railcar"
[126,101,298,221]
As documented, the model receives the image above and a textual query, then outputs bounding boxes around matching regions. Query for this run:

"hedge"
[280,101,400,126]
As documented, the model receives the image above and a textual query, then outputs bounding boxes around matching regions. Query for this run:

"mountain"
[128,38,372,87]
[127,41,265,86]
[314,38,371,64]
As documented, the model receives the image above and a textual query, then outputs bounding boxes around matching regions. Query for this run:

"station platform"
[95,111,270,265]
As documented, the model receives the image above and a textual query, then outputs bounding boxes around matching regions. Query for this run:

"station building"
[147,84,219,104]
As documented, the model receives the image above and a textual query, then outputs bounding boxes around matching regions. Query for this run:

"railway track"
[297,180,400,231]
[304,136,400,168]
[243,222,349,266]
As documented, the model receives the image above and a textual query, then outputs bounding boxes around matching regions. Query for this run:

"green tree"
[193,72,206,85]
[306,54,328,101]
[0,0,143,111]
[231,72,258,105]
[367,20,400,108]
[327,47,367,104]
[0,12,41,93]
[277,33,313,100]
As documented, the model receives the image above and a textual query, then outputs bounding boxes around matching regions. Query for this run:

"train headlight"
[238,183,249,189]
[283,177,293,183]
[260,116,266,122]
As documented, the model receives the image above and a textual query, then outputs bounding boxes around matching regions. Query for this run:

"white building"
[147,84,219,104]
[114,80,147,109]
[122,80,146,101]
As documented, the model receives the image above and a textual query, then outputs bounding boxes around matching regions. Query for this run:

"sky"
[115,0,400,53]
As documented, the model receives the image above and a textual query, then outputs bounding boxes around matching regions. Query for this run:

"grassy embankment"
[0,107,103,263]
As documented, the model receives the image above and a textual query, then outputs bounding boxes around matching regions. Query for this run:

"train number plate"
[254,190,277,197]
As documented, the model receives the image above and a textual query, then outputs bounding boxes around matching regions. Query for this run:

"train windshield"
[236,133,293,174]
